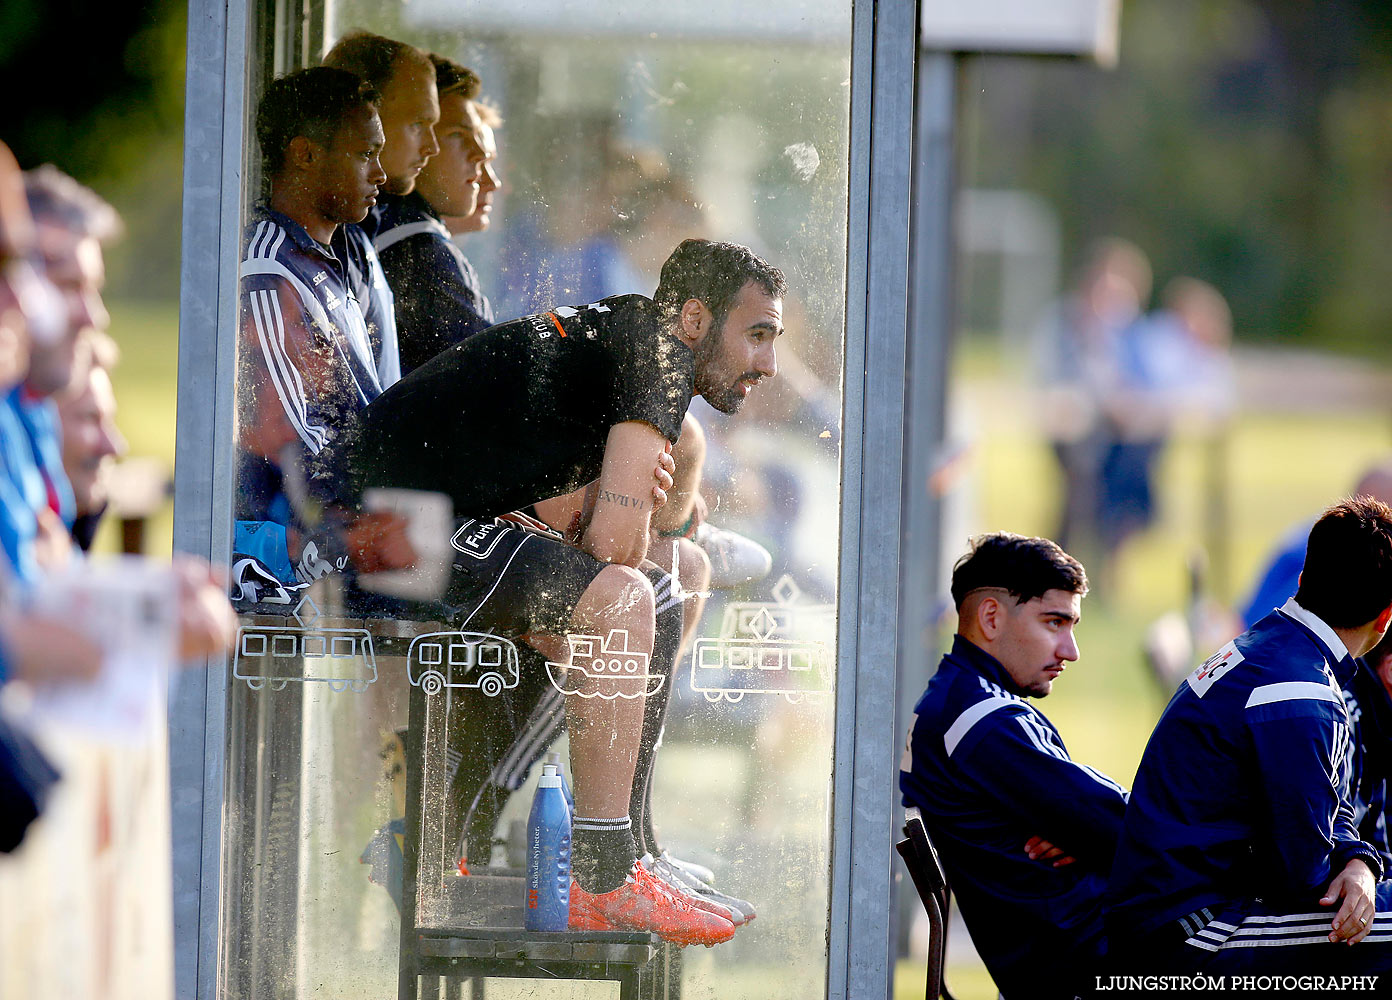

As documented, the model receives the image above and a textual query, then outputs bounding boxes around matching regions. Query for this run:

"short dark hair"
[950,532,1088,611]
[653,239,787,329]
[430,54,480,101]
[323,31,431,94]
[1295,496,1392,628]
[256,68,379,174]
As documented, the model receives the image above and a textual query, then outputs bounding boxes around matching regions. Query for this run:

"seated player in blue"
[234,67,415,600]
[372,54,495,375]
[1107,496,1392,975]
[899,532,1129,1000]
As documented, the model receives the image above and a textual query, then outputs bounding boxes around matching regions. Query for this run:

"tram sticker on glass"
[232,595,377,692]
[690,574,835,704]
[27,556,179,741]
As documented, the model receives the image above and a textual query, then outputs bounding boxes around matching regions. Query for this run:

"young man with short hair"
[322,32,440,202]
[1107,495,1392,974]
[373,54,494,375]
[899,532,1128,1000]
[348,238,784,944]
[235,67,414,596]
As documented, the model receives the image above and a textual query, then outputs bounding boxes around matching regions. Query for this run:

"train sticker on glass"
[690,574,835,704]
[233,597,377,692]
[406,631,520,697]
[546,628,666,700]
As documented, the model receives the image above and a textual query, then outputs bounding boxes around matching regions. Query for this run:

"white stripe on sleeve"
[1245,681,1340,709]
[944,696,1018,757]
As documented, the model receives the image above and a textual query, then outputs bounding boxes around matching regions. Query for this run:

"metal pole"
[170,0,247,996]
[893,48,958,958]
[828,1,919,997]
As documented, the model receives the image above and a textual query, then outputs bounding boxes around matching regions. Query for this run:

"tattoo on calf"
[597,490,647,511]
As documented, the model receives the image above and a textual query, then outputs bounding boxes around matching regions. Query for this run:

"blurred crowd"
[0,141,236,852]
[1033,238,1234,582]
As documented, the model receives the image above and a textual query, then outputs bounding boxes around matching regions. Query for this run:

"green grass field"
[94,298,182,558]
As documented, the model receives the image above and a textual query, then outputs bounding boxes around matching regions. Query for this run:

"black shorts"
[445,517,606,637]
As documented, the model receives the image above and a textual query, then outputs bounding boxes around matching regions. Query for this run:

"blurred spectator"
[1095,276,1234,556]
[1241,465,1392,629]
[25,164,233,661]
[374,54,494,375]
[1032,238,1151,555]
[2,164,121,581]
[55,329,125,551]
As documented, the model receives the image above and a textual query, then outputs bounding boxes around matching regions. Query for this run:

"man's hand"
[2,613,103,685]
[34,507,72,571]
[345,511,417,573]
[1024,835,1077,868]
[1322,858,1376,944]
[652,442,674,511]
[172,556,238,661]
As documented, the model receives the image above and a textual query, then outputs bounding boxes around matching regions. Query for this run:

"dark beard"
[700,385,746,414]
[692,321,749,413]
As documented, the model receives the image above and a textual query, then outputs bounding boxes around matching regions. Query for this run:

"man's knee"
[675,536,711,593]
[576,564,656,642]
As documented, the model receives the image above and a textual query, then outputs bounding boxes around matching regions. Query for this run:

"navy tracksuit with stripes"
[900,635,1130,999]
[1105,599,1392,973]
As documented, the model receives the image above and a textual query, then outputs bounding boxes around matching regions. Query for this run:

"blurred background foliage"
[0,0,187,301]
[5,0,1392,351]
[964,0,1392,357]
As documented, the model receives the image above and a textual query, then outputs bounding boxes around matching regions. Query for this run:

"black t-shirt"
[348,294,694,518]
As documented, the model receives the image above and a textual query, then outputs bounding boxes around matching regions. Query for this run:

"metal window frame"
[170,2,922,998]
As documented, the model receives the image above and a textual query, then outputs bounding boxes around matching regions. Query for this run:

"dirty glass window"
[225,1,850,996]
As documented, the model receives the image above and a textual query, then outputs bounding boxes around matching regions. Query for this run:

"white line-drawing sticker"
[690,574,835,704]
[233,596,377,692]
[546,628,665,700]
[406,631,520,697]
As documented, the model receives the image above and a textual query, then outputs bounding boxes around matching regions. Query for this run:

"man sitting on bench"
[899,533,1129,998]
[349,238,784,945]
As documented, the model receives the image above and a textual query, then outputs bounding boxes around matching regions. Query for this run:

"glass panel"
[224,1,850,996]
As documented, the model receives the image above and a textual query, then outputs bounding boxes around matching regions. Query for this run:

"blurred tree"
[963,0,1392,358]
[0,0,187,299]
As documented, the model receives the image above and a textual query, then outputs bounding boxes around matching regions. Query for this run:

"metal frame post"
[171,1,249,997]
[893,48,958,957]
[828,1,919,998]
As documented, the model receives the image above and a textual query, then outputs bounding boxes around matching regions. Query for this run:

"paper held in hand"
[356,487,454,601]
[26,556,179,742]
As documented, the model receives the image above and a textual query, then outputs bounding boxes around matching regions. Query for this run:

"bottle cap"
[539,763,561,788]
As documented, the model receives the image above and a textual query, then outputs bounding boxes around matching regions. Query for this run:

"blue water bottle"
[524,763,572,931]
[547,752,575,817]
